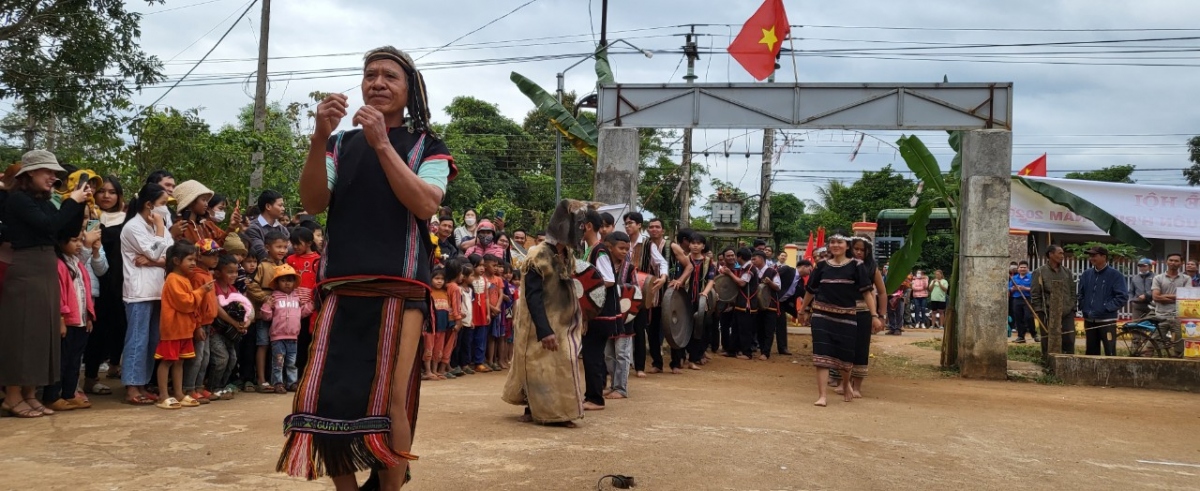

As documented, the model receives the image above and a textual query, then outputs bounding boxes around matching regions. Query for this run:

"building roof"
[876,208,955,222]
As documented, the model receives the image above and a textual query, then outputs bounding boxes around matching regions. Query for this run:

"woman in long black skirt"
[845,236,887,399]
[798,234,882,407]
[0,150,89,418]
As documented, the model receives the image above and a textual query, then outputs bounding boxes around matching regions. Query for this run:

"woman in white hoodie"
[119,183,173,405]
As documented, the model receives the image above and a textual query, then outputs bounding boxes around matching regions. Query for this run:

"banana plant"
[889,134,962,366]
[509,72,598,159]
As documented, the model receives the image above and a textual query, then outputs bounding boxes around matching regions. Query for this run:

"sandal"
[258,382,275,394]
[179,396,201,408]
[125,394,154,405]
[244,381,257,393]
[156,397,182,410]
[1,400,43,418]
[75,390,90,404]
[273,383,287,394]
[84,380,112,396]
[25,398,53,415]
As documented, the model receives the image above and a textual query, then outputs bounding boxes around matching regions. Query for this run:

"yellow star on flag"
[758,26,778,52]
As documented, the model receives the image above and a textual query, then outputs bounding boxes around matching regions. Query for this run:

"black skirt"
[0,246,61,386]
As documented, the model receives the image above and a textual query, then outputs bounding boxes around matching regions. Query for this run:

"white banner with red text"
[1009,176,1200,240]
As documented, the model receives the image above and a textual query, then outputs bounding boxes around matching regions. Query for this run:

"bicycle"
[1119,316,1184,358]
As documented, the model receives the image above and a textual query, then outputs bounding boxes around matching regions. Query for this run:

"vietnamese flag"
[726,0,790,81]
[803,231,815,261]
[1018,153,1047,177]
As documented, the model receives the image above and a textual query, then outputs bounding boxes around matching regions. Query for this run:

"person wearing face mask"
[173,180,228,245]
[464,219,505,258]
[454,208,479,250]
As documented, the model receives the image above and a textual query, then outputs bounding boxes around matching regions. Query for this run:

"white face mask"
[154,204,170,220]
[212,210,227,223]
[465,217,476,227]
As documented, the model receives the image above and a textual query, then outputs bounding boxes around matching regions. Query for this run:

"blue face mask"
[480,234,494,246]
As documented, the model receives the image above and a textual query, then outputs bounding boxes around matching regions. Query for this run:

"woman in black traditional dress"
[798,233,881,407]
[845,236,887,399]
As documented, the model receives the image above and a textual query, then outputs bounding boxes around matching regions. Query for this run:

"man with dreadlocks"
[282,46,455,491]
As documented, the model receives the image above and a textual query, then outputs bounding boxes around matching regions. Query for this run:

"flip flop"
[125,394,154,405]
[85,382,112,396]
[179,396,201,408]
[156,397,182,410]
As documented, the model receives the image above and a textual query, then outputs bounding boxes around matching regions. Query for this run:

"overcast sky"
[126,0,1200,212]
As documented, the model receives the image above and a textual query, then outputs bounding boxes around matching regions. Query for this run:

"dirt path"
[1,332,1197,490]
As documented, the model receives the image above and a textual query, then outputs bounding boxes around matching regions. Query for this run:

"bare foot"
[648,368,662,374]
[813,397,827,407]
[842,388,853,403]
[671,368,683,374]
[603,388,613,396]
[636,371,647,378]
[688,363,702,371]
[583,401,605,411]
[517,414,533,423]
[603,392,626,400]
[758,355,768,361]
[851,389,863,399]
[834,386,844,395]
[736,355,751,360]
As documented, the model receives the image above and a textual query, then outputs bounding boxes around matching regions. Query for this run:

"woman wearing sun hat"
[0,150,92,418]
[172,180,227,246]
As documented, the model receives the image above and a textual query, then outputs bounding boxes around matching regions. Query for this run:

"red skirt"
[155,339,197,361]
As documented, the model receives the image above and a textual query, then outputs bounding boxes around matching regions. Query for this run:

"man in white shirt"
[624,212,667,378]
[750,251,782,359]
[644,218,691,373]
[581,210,616,411]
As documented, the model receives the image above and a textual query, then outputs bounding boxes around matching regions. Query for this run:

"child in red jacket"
[285,227,320,375]
[46,233,95,411]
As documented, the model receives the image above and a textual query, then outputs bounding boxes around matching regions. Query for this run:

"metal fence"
[1025,256,1165,318]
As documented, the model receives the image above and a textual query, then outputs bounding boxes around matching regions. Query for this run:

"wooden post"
[1043,280,1069,364]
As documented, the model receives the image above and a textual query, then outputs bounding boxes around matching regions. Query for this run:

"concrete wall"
[1050,355,1200,392]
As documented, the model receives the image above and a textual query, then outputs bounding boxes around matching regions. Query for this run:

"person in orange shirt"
[484,254,506,371]
[183,239,222,404]
[423,266,451,380]
[157,242,213,409]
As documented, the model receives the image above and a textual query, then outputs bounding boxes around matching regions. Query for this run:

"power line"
[147,0,259,108]
[141,0,233,15]
[415,0,543,61]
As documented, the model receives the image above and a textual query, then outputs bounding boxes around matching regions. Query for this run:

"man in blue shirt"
[1009,261,1036,343]
[1077,246,1129,356]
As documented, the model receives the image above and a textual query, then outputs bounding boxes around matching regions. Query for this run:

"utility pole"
[599,0,609,48]
[758,72,775,233]
[679,26,699,227]
[248,0,270,205]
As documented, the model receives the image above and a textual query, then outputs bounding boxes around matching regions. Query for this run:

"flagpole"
[789,35,799,83]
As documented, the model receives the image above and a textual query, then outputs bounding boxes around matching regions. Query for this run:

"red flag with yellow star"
[1018,153,1047,177]
[727,0,790,80]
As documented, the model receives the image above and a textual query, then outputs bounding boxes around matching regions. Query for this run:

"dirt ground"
[1,330,1198,491]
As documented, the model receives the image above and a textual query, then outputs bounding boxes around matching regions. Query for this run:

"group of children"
[45,222,323,412]
[422,253,520,381]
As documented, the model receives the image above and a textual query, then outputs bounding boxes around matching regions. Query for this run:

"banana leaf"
[897,135,952,209]
[1014,176,1151,249]
[595,46,615,86]
[884,201,934,294]
[510,72,598,159]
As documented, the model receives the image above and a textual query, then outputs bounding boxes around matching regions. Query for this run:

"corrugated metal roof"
[876,208,954,221]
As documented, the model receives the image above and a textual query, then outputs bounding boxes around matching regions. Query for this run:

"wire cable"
[146,0,259,109]
[415,0,543,61]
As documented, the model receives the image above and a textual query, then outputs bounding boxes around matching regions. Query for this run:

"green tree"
[443,96,542,230]
[1185,136,1200,185]
[803,166,917,233]
[0,1,165,146]
[768,193,805,245]
[1065,164,1135,183]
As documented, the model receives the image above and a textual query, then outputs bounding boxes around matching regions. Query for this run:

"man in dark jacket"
[1077,246,1129,356]
[244,190,289,261]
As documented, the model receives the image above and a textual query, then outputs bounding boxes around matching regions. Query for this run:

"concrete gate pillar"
[957,129,1012,380]
[594,128,639,207]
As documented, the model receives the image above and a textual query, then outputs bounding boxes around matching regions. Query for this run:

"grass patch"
[1035,373,1065,385]
[911,338,942,350]
[1007,343,1044,365]
[871,352,958,380]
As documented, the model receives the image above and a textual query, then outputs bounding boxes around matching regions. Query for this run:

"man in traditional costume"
[502,199,601,427]
[283,46,455,491]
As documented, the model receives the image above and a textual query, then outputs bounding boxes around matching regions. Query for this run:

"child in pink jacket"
[260,264,313,393]
[47,233,95,411]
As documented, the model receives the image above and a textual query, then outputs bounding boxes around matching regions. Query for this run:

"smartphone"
[495,209,506,220]
[86,219,100,232]
[75,172,91,191]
